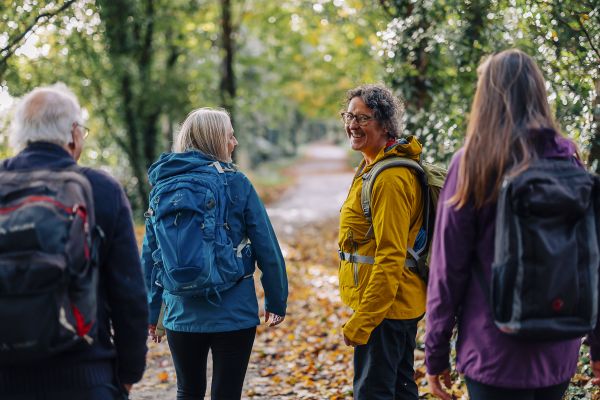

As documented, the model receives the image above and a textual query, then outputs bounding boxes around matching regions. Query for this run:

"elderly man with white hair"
[0,83,148,400]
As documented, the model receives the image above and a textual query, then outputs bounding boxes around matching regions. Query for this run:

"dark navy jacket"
[0,142,148,392]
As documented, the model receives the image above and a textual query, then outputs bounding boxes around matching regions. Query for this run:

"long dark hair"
[450,49,562,209]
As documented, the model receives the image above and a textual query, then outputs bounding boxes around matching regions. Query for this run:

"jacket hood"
[530,128,580,162]
[148,151,233,185]
[358,135,423,176]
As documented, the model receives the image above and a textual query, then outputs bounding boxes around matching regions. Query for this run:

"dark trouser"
[166,327,256,400]
[465,377,570,400]
[353,317,421,400]
[1,383,128,400]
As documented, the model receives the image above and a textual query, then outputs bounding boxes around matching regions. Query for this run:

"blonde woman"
[141,108,288,400]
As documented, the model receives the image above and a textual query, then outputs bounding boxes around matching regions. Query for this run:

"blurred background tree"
[0,0,597,213]
[377,0,598,167]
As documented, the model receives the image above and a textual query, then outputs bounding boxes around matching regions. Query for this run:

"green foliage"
[376,0,599,168]
[1,0,597,215]
[232,0,387,165]
[1,0,387,211]
[518,0,599,171]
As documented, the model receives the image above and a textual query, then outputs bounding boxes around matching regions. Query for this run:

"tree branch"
[0,0,77,67]
[550,13,598,67]
[576,17,600,62]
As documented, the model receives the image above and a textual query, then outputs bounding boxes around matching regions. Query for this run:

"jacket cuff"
[343,315,373,345]
[149,306,161,325]
[425,352,450,375]
[587,330,600,361]
[264,300,286,317]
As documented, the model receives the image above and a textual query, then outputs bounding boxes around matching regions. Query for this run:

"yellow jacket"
[338,136,427,344]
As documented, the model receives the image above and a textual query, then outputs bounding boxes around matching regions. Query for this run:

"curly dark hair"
[345,84,404,138]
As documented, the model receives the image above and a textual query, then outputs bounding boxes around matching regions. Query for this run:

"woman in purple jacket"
[425,49,600,399]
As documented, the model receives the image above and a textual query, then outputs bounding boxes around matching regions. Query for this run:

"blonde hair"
[173,107,232,162]
[449,49,561,209]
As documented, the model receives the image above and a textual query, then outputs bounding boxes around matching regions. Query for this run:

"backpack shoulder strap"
[360,157,426,223]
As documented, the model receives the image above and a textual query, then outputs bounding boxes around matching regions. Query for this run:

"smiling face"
[345,97,388,164]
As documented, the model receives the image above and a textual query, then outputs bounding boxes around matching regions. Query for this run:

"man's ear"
[69,123,76,145]
[65,124,77,156]
[68,131,76,149]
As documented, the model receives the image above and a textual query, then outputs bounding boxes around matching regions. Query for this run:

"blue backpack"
[146,160,251,299]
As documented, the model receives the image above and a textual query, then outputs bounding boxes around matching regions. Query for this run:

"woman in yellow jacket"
[339,84,426,400]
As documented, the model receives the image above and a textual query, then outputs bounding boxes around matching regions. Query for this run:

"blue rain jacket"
[141,150,288,333]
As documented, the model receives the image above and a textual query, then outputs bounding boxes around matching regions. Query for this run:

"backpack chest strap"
[338,250,374,264]
[338,249,426,278]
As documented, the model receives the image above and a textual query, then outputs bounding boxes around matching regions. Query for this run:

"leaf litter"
[132,214,599,399]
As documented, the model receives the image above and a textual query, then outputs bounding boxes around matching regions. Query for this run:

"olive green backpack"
[360,157,447,282]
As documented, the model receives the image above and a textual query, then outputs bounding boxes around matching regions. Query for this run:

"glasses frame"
[340,112,374,127]
[75,122,90,139]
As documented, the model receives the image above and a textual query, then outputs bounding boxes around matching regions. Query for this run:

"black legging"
[166,327,256,400]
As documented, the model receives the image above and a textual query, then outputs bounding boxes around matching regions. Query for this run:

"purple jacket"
[425,133,600,388]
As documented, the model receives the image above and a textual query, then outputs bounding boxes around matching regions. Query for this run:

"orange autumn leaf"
[157,371,169,383]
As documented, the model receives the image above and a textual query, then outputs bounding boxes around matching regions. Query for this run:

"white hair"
[9,83,82,151]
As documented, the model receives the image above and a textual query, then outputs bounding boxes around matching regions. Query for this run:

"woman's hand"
[426,369,453,400]
[264,312,285,327]
[148,324,164,343]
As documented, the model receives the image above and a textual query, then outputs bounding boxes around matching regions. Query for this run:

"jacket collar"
[2,141,76,170]
[356,135,423,177]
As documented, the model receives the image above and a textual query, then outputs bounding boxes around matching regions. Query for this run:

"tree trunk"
[460,0,488,69]
[382,1,431,126]
[219,0,236,127]
[97,0,158,213]
[140,0,158,174]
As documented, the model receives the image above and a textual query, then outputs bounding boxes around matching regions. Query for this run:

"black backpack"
[0,167,101,364]
[478,158,599,340]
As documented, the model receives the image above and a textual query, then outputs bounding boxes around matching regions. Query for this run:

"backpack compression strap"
[211,161,253,282]
[211,161,237,174]
[358,157,431,271]
[210,161,238,229]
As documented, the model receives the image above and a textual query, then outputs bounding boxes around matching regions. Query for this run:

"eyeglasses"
[340,112,374,126]
[75,123,90,139]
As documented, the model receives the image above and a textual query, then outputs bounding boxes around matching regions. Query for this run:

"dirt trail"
[130,142,354,400]
[266,142,354,237]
